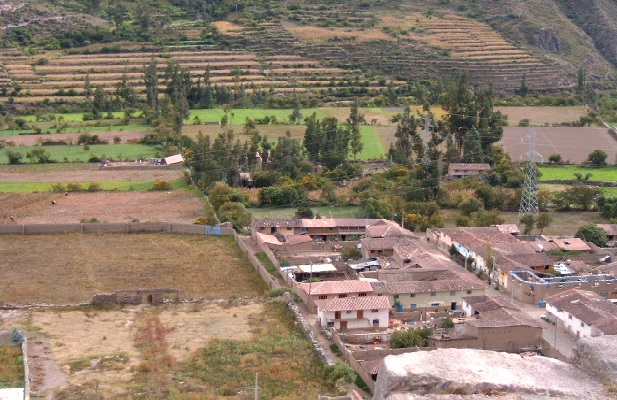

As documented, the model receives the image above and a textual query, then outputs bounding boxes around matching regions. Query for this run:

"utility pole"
[254,373,259,400]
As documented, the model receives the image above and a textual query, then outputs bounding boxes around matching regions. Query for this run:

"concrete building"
[545,289,617,338]
[371,277,486,312]
[297,280,374,313]
[316,296,391,331]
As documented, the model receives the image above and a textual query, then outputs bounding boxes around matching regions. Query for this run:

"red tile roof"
[553,238,591,252]
[316,296,391,312]
[546,289,617,335]
[299,280,374,296]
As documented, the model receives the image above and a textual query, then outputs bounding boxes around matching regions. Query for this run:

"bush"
[341,247,362,260]
[575,225,608,247]
[150,180,172,191]
[584,149,608,167]
[6,150,23,164]
[268,288,300,302]
[11,328,23,343]
[87,182,102,192]
[390,327,433,348]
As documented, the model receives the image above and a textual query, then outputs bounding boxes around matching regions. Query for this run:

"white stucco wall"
[546,303,595,338]
[318,308,389,329]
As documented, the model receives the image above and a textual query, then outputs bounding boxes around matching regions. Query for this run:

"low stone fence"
[235,233,279,290]
[0,223,236,235]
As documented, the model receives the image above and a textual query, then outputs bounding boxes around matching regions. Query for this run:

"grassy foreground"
[539,166,617,182]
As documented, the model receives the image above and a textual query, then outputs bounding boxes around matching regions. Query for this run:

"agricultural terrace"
[501,127,617,165]
[0,144,158,164]
[0,48,365,103]
[0,234,266,304]
[539,166,617,181]
[495,106,586,126]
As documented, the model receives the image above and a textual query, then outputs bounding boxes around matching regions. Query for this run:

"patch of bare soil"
[13,301,264,397]
[0,191,205,224]
[1,131,148,146]
[0,166,184,183]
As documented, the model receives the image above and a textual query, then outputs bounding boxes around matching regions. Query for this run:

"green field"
[0,144,158,164]
[0,179,188,193]
[358,125,386,159]
[18,112,129,123]
[539,166,617,182]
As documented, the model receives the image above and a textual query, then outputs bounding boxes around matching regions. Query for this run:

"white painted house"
[545,289,617,338]
[316,296,391,331]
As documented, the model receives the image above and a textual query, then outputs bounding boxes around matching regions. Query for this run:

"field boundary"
[0,222,236,235]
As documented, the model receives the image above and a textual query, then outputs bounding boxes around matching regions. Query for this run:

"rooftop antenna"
[519,128,542,216]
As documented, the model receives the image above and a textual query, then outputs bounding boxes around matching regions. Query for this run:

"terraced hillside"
[0,46,386,104]
[1,0,617,99]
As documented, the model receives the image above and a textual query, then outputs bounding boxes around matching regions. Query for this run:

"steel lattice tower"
[519,129,542,216]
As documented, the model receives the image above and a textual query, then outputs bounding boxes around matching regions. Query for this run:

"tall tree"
[143,59,159,113]
[271,131,304,178]
[461,127,483,163]
[347,100,364,160]
[303,113,322,162]
[320,117,350,169]
[389,107,419,165]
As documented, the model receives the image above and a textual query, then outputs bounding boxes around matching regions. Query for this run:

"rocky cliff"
[373,348,611,399]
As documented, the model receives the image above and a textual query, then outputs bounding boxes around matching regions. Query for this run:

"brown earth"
[1,130,148,146]
[0,165,184,182]
[0,190,204,224]
[1,301,265,398]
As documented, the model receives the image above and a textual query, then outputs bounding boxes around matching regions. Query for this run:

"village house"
[597,224,617,242]
[429,295,543,352]
[552,237,592,253]
[545,289,617,338]
[251,218,381,242]
[316,296,391,331]
[296,280,375,313]
[447,163,491,180]
[370,274,486,312]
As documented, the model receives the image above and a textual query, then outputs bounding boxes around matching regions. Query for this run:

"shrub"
[11,328,23,343]
[87,182,102,192]
[268,288,300,302]
[390,327,433,348]
[584,149,608,167]
[150,180,172,191]
[50,183,66,193]
[575,225,608,247]
[341,247,362,260]
[440,317,454,329]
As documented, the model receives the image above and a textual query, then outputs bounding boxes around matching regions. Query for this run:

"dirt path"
[27,337,67,398]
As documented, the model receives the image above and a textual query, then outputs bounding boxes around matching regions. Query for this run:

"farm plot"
[0,144,158,164]
[0,130,150,146]
[0,233,266,304]
[500,127,617,165]
[0,190,203,224]
[539,166,617,181]
[1,300,334,398]
[495,106,586,126]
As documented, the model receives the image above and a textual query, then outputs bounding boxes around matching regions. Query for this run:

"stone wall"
[91,288,180,305]
[0,223,236,236]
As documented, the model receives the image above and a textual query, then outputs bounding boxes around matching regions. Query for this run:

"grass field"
[0,125,153,137]
[358,126,386,159]
[0,345,24,388]
[0,179,187,193]
[0,144,158,164]
[0,234,267,303]
[539,166,617,181]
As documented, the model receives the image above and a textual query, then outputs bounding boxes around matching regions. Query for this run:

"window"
[430,302,440,307]
[450,291,457,296]
[359,292,367,297]
[372,319,379,324]
[568,314,572,320]
[410,293,416,298]
[318,295,327,300]
[394,294,399,299]
[466,290,473,295]
[346,310,352,314]
[339,294,347,298]
[371,309,378,313]
[430,292,437,297]
[410,304,417,310]
[581,321,585,327]
[327,321,334,327]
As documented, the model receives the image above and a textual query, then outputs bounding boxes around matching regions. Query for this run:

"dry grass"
[283,21,391,43]
[28,301,265,397]
[0,233,267,304]
[211,20,246,35]
[0,344,24,387]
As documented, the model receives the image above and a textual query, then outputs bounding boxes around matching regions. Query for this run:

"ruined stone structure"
[91,288,180,305]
